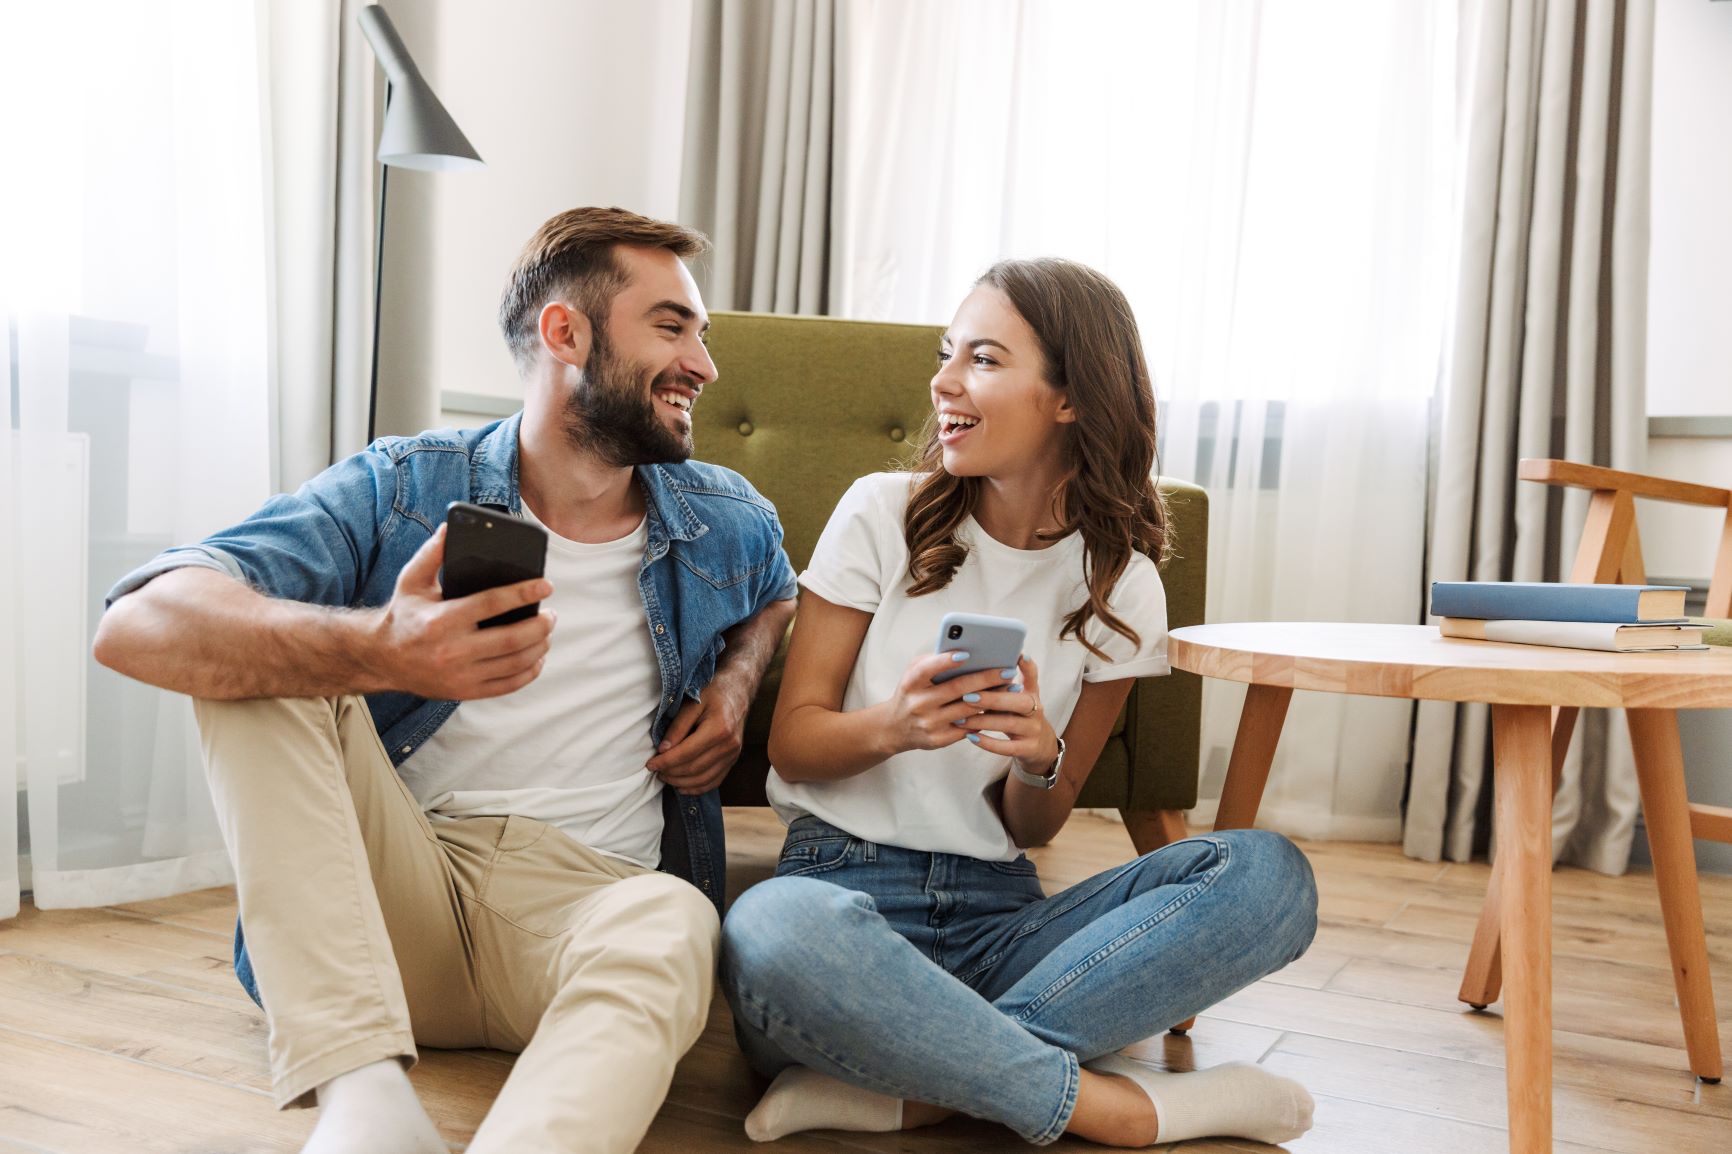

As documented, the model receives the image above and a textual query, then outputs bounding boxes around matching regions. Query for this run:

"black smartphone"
[440,502,549,628]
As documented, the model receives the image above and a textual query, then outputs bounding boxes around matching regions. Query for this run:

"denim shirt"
[107,414,796,1000]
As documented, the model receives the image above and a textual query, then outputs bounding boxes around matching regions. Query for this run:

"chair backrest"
[1519,459,1732,618]
[696,311,934,570]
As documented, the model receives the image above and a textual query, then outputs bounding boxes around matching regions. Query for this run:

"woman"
[721,259,1317,1147]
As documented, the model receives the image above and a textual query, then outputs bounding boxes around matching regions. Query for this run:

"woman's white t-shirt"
[765,472,1170,861]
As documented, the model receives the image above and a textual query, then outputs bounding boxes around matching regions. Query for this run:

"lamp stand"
[367,82,392,444]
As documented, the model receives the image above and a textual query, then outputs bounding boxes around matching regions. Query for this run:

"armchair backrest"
[1519,459,1732,617]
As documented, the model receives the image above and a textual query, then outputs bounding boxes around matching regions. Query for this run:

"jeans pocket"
[985,854,1039,877]
[776,836,857,878]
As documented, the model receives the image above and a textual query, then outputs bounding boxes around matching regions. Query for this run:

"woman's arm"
[966,665,1137,849]
[767,590,1016,782]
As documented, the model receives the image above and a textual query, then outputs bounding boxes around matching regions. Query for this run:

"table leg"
[1212,684,1292,831]
[1492,703,1553,1154]
[1163,684,1292,1037]
[1626,708,1724,1083]
[1460,704,1579,1009]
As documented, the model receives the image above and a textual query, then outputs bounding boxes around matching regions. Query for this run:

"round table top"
[1168,622,1732,709]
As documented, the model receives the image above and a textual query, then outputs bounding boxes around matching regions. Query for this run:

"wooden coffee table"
[1169,622,1732,1153]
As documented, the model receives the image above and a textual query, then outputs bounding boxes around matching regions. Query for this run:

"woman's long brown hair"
[903,258,1169,660]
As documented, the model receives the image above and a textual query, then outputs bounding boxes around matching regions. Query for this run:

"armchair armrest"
[1518,458,1732,509]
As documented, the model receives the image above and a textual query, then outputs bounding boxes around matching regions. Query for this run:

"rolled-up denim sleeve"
[755,502,799,611]
[104,448,397,609]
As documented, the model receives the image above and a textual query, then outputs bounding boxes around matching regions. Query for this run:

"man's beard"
[561,325,695,467]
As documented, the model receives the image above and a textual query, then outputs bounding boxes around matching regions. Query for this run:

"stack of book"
[1430,582,1707,652]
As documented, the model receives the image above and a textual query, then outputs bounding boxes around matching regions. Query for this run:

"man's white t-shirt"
[397,506,665,868]
[766,472,1169,861]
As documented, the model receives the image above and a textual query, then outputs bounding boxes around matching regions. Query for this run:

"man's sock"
[743,1066,904,1142]
[301,1058,446,1154]
[1086,1053,1315,1146]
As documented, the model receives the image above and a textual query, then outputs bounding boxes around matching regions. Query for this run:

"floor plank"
[0,808,1727,1152]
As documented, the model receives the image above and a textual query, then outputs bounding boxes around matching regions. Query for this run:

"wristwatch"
[1010,738,1065,790]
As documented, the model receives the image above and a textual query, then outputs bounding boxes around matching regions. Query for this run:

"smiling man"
[92,207,798,1154]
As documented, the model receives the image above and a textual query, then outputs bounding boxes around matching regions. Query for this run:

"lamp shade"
[358,5,483,172]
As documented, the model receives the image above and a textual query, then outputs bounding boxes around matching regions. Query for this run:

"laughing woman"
[719,258,1319,1148]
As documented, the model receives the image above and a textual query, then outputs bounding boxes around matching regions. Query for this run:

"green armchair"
[695,310,1206,853]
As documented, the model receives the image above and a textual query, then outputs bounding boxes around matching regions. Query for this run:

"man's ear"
[539,301,591,369]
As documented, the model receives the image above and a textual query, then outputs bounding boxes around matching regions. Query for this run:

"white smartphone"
[933,612,1027,685]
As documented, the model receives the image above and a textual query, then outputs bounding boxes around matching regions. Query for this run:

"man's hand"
[365,525,557,700]
[646,681,750,796]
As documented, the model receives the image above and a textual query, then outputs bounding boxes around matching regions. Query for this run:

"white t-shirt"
[766,472,1169,860]
[397,507,665,868]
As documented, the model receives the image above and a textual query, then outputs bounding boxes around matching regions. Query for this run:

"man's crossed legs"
[195,695,717,1154]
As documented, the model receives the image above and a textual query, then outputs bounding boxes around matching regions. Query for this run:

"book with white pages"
[1438,617,1707,652]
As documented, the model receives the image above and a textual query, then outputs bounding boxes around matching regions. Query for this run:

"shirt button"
[737,421,754,437]
[888,426,905,442]
[702,880,711,891]
[655,624,665,635]
[400,746,411,755]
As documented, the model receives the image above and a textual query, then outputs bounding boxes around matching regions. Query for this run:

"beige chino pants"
[193,694,717,1154]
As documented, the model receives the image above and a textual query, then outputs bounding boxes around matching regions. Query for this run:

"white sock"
[1086,1053,1314,1146]
[302,1058,446,1154]
[744,1066,904,1142]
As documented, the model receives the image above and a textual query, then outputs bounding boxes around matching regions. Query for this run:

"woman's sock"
[1085,1053,1314,1145]
[743,1066,904,1142]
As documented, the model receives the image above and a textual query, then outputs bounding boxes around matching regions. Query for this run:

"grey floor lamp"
[357,4,483,441]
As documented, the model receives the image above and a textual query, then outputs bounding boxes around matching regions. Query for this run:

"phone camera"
[947,624,963,640]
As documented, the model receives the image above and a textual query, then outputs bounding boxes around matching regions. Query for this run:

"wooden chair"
[1456,457,1732,1084]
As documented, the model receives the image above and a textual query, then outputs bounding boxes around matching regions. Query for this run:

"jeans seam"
[952,858,1137,987]
[1012,837,1232,1025]
[734,983,1062,1143]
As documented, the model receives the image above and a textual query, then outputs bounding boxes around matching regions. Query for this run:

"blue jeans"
[720,819,1317,1145]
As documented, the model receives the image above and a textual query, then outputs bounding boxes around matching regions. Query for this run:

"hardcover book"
[1428,582,1688,624]
[1438,618,1706,652]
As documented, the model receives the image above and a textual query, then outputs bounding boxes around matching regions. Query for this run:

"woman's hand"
[882,651,1021,754]
[954,656,1060,773]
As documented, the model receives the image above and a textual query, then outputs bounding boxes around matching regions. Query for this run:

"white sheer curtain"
[833,0,1456,839]
[0,1,272,914]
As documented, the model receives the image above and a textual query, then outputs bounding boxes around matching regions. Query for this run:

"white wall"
[1640,0,1732,584]
[1639,0,1732,875]
[372,0,694,436]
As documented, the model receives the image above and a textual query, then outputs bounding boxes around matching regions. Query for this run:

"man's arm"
[93,527,555,702]
[647,595,796,795]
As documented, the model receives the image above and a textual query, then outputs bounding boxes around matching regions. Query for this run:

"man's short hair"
[498,206,710,369]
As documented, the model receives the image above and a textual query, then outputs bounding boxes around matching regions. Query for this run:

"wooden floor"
[0,810,1728,1153]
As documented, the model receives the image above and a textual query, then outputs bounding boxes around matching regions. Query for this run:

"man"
[93,207,797,1154]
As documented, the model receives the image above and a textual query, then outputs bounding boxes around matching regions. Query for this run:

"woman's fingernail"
[962,692,981,703]
[1001,668,1017,678]
[951,651,970,662]
[966,733,981,744]
[1009,683,1022,693]
[952,719,967,727]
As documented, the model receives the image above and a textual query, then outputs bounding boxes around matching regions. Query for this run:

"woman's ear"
[1053,391,1078,425]
[539,301,592,369]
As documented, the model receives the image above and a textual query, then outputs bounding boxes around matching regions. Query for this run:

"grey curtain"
[680,0,836,314]
[265,0,376,490]
[1405,0,1655,873]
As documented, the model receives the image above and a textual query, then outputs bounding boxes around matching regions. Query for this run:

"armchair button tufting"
[737,421,754,437]
[888,426,905,442]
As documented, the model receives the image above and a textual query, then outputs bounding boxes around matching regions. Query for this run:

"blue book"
[1429,581,1688,624]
